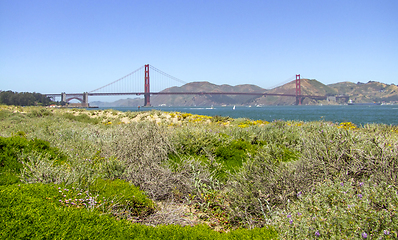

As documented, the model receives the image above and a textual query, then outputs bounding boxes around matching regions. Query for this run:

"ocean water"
[99,105,398,126]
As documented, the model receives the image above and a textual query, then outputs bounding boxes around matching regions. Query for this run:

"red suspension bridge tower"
[144,64,150,107]
[295,74,301,105]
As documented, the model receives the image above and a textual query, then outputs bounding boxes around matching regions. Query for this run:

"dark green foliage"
[213,139,267,180]
[0,183,277,239]
[89,178,155,217]
[0,171,20,186]
[0,135,66,185]
[172,127,275,180]
[52,178,156,219]
[0,90,53,106]
[215,139,251,167]
[215,139,267,167]
[63,112,100,124]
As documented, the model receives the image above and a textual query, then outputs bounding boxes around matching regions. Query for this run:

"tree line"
[0,90,53,106]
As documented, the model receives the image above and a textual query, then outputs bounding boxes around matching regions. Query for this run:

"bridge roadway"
[46,91,343,107]
[87,92,328,99]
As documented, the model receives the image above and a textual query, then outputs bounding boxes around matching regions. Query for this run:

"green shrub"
[300,124,398,185]
[0,183,277,239]
[50,178,155,218]
[27,108,52,117]
[172,127,223,156]
[0,109,12,120]
[0,170,20,186]
[62,112,100,124]
[210,115,231,123]
[1,107,398,237]
[227,122,398,228]
[0,135,66,185]
[101,123,184,201]
[274,179,398,239]
[89,178,155,218]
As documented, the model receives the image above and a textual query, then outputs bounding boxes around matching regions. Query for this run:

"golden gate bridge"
[45,64,334,107]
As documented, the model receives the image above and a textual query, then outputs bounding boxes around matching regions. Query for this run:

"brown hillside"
[328,81,398,103]
[91,80,398,107]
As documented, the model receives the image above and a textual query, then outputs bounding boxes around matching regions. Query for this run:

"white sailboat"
[233,105,236,110]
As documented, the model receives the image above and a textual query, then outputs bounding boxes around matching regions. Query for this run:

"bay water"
[99,105,398,126]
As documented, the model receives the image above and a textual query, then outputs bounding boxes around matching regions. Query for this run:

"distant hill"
[253,79,340,105]
[152,81,266,106]
[90,80,398,107]
[329,81,398,103]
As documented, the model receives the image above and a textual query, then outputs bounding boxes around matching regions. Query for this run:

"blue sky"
[1,0,397,100]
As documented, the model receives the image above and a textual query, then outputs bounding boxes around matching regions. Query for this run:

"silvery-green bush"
[273,178,398,239]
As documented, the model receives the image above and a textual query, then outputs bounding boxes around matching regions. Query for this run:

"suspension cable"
[89,65,145,93]
[266,75,296,90]
[150,65,187,85]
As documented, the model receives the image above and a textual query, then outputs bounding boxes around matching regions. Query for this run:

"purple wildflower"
[362,232,367,238]
[287,214,292,218]
[315,231,320,237]
[297,212,302,216]
[289,219,293,224]
[358,194,363,198]
[384,230,390,235]
[359,182,364,187]
[297,191,302,197]
[340,182,344,186]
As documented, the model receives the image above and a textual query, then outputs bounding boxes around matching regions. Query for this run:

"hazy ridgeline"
[0,106,397,239]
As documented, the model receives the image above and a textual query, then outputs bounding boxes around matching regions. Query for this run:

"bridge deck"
[86,92,328,99]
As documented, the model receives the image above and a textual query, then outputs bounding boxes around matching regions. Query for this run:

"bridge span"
[45,64,347,107]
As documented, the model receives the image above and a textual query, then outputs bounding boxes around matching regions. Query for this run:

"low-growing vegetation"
[0,105,397,239]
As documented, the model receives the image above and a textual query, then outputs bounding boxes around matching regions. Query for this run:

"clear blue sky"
[1,0,397,98]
